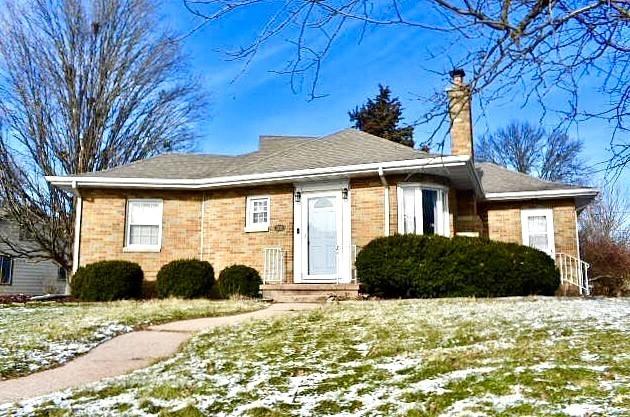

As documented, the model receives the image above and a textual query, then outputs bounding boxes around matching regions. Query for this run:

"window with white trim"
[397,185,449,236]
[245,196,270,232]
[125,199,163,250]
[0,255,13,285]
[521,208,555,256]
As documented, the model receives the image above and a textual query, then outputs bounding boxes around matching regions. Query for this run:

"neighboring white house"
[0,214,66,295]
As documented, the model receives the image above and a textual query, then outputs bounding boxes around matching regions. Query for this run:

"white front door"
[301,191,342,281]
[521,208,555,257]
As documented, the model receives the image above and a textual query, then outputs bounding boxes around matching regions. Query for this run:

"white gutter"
[45,155,471,192]
[70,181,82,294]
[378,166,390,236]
[484,188,599,201]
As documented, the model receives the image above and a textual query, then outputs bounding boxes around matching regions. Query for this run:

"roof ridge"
[333,128,431,156]
[259,135,317,140]
[229,128,431,175]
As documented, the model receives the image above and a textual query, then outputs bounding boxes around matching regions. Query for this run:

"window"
[58,266,67,282]
[397,185,449,236]
[521,208,555,256]
[245,196,270,232]
[125,199,163,251]
[0,255,13,285]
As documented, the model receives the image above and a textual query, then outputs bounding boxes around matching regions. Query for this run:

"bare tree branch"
[0,0,204,269]
[186,0,630,173]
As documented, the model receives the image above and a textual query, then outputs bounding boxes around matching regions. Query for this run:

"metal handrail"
[555,252,590,295]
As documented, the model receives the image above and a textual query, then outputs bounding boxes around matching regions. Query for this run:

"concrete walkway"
[0,303,318,405]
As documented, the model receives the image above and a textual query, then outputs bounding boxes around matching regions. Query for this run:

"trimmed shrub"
[156,259,214,299]
[71,261,143,301]
[217,265,262,298]
[356,234,559,298]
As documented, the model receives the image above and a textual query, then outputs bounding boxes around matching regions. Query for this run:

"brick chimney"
[447,69,473,157]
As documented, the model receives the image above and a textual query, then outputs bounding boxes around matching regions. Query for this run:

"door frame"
[520,208,555,257]
[293,180,352,284]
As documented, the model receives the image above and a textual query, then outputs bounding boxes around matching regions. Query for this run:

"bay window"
[125,199,163,251]
[397,184,449,236]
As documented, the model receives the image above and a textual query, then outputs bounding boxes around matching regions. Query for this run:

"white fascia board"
[485,188,599,201]
[45,155,471,192]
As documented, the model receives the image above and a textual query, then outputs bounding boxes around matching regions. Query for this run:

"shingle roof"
[73,129,590,195]
[79,129,432,179]
[475,162,579,193]
[258,135,316,153]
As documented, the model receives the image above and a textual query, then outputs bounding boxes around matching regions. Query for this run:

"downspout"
[71,181,83,295]
[378,166,390,236]
[200,191,206,261]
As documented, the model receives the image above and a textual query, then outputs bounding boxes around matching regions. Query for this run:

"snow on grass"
[0,299,264,379]
[2,297,629,416]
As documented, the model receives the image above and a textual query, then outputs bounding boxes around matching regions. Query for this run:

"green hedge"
[217,265,262,298]
[71,260,143,301]
[156,259,214,299]
[355,234,560,298]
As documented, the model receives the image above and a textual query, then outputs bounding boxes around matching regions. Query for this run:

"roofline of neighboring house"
[484,188,599,200]
[45,155,475,194]
[484,188,599,210]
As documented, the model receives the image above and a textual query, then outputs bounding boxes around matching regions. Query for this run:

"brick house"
[46,72,598,300]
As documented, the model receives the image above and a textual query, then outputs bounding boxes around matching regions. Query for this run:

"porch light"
[342,188,349,200]
[294,191,301,203]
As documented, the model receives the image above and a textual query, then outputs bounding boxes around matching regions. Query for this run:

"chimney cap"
[449,68,466,79]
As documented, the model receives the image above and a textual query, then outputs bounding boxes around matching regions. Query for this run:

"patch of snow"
[563,403,604,417]
[409,367,497,395]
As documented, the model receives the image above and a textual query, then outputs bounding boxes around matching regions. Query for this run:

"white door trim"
[301,190,342,282]
[293,180,351,284]
[521,208,555,256]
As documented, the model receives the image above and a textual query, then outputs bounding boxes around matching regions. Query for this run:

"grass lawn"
[1,297,629,417]
[0,299,265,380]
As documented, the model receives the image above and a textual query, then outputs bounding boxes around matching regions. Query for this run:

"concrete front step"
[261,283,360,303]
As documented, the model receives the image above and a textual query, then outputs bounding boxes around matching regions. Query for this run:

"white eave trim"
[484,188,599,201]
[45,155,472,192]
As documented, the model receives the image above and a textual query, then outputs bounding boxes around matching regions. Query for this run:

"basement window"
[397,184,449,236]
[125,199,163,251]
[245,196,270,232]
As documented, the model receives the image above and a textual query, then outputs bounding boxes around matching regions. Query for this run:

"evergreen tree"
[349,85,415,147]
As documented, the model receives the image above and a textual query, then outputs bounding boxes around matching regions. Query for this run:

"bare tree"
[475,121,589,184]
[0,0,203,270]
[580,183,630,246]
[579,183,630,294]
[185,0,630,173]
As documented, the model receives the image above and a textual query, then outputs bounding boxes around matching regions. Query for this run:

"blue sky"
[164,2,627,187]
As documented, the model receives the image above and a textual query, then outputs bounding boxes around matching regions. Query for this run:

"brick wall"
[79,189,202,280]
[350,177,386,248]
[77,181,580,283]
[79,186,295,281]
[453,190,483,236]
[202,185,294,282]
[481,199,579,257]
